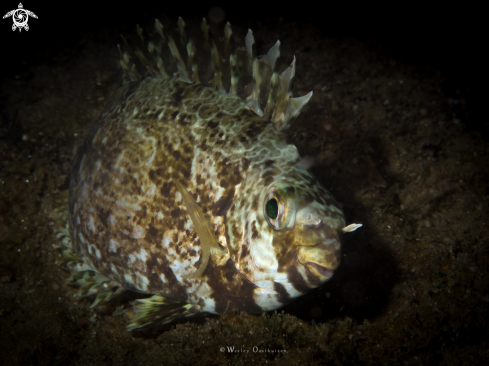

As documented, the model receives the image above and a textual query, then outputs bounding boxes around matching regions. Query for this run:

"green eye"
[263,184,296,230]
[266,198,278,219]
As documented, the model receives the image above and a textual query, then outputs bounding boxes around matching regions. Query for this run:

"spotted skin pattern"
[69,71,345,318]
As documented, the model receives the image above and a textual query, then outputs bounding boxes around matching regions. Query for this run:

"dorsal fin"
[118,18,312,130]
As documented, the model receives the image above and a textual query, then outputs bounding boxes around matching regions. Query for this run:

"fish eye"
[263,184,296,230]
[266,198,278,220]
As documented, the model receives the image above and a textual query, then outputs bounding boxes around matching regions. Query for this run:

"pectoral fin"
[126,295,201,331]
[175,179,227,279]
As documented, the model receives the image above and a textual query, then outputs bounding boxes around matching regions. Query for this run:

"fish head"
[244,179,345,290]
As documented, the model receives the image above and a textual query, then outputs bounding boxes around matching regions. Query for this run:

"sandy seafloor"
[0,3,487,365]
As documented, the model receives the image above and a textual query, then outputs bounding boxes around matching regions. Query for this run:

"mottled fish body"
[56,18,346,330]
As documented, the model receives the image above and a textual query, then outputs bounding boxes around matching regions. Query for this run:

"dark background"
[1,1,485,140]
[1,2,488,364]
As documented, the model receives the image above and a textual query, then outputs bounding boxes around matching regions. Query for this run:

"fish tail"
[52,191,122,308]
[118,17,312,129]
[52,190,76,262]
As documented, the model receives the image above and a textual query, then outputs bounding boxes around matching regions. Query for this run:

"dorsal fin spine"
[119,18,312,129]
[264,71,279,119]
[120,35,142,81]
[118,44,132,83]
[201,18,209,42]
[187,39,199,84]
[153,19,169,79]
[155,19,166,42]
[211,39,226,94]
[177,17,186,47]
[247,59,263,116]
[226,23,238,95]
[167,36,192,83]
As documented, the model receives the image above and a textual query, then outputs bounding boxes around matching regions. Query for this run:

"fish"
[53,17,354,331]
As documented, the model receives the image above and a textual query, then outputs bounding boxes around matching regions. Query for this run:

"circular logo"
[12,9,28,28]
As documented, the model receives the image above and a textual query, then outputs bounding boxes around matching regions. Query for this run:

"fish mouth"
[305,262,334,279]
[296,240,340,280]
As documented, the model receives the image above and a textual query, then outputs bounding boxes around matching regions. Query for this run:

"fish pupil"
[266,198,278,220]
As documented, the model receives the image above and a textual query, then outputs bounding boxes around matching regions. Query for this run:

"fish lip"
[304,262,335,279]
[296,241,339,280]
